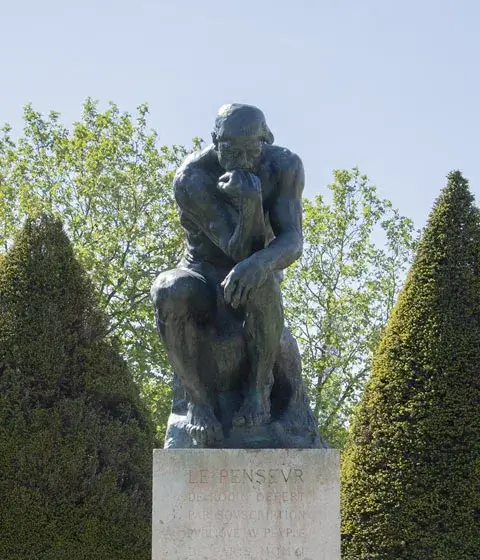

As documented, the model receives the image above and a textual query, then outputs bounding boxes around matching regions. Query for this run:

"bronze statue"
[151,104,323,449]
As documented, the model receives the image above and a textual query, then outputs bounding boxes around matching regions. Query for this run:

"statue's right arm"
[174,165,237,259]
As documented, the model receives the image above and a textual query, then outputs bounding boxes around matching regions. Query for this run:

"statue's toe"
[186,423,207,446]
[232,413,247,428]
[233,402,270,427]
[186,407,223,446]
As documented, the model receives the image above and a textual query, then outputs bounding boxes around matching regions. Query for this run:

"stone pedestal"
[152,449,340,560]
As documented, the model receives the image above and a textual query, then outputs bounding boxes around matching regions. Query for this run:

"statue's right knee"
[150,270,214,323]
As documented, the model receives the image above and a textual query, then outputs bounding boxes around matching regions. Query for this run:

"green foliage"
[341,171,480,559]
[283,169,417,447]
[0,100,191,440]
[0,214,156,559]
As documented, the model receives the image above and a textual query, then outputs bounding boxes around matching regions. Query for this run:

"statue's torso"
[178,144,294,269]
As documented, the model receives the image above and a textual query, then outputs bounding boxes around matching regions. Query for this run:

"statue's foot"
[186,403,223,447]
[278,405,305,427]
[232,391,271,427]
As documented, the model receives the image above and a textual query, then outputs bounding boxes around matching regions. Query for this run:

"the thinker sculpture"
[151,104,323,449]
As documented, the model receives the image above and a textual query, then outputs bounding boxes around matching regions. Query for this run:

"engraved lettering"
[268,468,279,484]
[295,468,304,482]
[256,468,266,484]
[187,466,303,485]
[231,469,241,483]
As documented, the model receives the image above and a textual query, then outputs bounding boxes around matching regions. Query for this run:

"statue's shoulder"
[174,145,217,199]
[263,144,303,176]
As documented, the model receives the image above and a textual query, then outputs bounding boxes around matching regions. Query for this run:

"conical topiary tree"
[0,214,155,560]
[341,171,480,559]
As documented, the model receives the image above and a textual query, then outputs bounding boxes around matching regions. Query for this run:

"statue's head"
[212,104,274,172]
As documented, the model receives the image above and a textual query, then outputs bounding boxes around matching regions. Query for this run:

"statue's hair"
[212,103,274,145]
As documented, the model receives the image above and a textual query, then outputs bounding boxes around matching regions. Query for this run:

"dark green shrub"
[0,214,155,559]
[341,171,480,559]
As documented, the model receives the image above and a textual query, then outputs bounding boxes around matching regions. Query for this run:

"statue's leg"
[232,272,283,427]
[150,268,222,446]
[271,329,326,448]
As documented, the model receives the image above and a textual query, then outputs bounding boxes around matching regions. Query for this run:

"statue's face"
[216,136,263,172]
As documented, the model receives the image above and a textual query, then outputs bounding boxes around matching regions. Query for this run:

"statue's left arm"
[251,153,304,272]
[222,153,304,307]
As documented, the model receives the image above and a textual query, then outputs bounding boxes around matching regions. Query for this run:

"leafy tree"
[283,168,417,447]
[0,100,192,439]
[341,171,480,559]
[0,214,155,559]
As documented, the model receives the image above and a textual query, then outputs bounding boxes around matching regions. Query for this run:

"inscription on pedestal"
[152,449,340,560]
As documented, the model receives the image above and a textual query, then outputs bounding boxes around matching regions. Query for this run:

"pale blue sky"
[2,0,479,227]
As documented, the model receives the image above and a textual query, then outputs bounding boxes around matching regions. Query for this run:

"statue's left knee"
[248,272,282,312]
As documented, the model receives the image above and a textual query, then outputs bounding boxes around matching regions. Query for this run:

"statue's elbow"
[293,238,303,261]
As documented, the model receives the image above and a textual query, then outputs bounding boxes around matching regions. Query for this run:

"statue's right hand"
[218,170,261,200]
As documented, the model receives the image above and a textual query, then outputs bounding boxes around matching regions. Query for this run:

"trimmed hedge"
[0,215,155,559]
[341,171,480,559]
